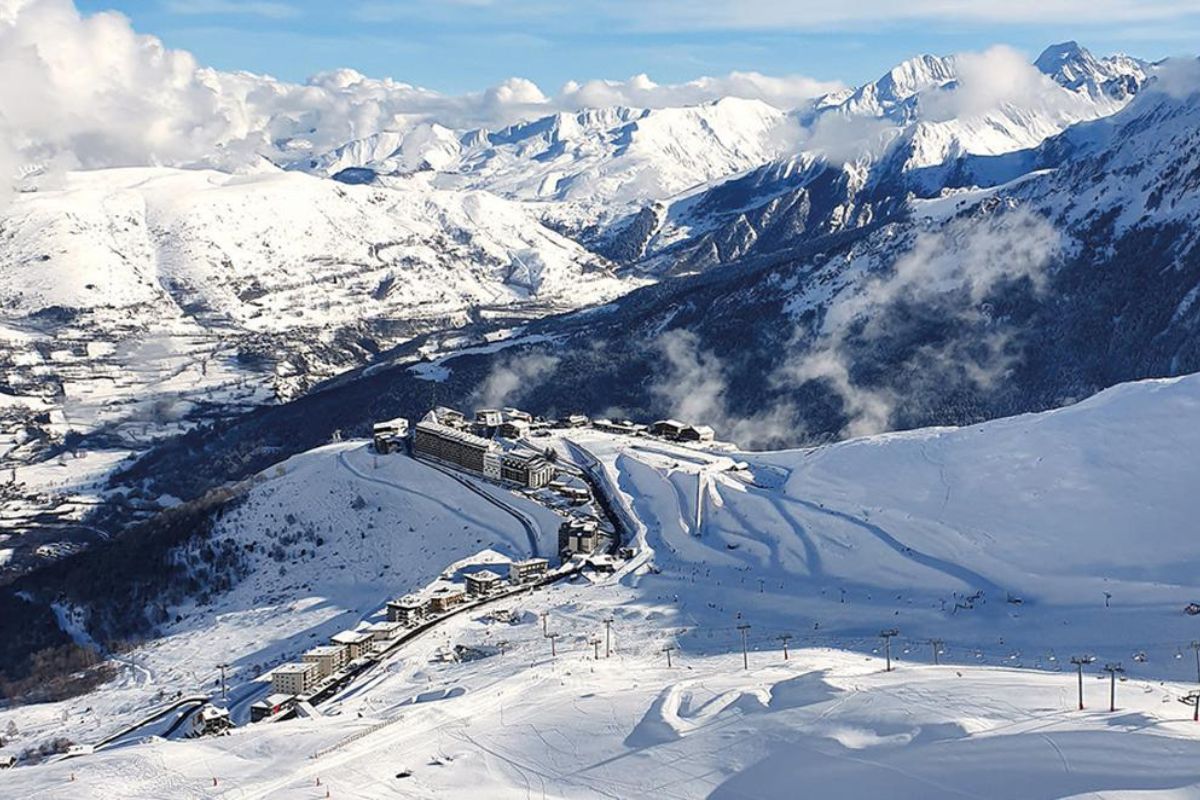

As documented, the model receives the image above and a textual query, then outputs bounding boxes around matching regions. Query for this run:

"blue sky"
[76,1,1200,93]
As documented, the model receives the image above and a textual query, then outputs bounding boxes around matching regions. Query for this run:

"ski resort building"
[250,694,296,722]
[302,645,349,678]
[651,419,715,443]
[474,409,503,431]
[413,419,498,474]
[387,595,424,626]
[465,569,502,596]
[195,705,233,736]
[500,450,556,488]
[509,558,549,583]
[414,410,556,487]
[559,517,601,556]
[330,630,373,660]
[372,417,409,453]
[272,662,320,696]
[503,408,533,423]
[428,585,467,613]
[363,621,404,649]
[499,418,531,439]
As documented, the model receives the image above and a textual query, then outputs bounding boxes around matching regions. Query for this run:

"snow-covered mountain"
[0,41,1178,591]
[291,43,1148,274]
[5,372,1200,795]
[0,165,636,550]
[295,98,793,239]
[624,43,1150,272]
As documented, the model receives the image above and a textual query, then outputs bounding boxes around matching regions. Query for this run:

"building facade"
[427,586,466,613]
[500,451,556,488]
[413,420,496,473]
[559,518,601,556]
[387,596,424,626]
[331,630,373,660]
[272,662,320,696]
[465,569,502,596]
[302,645,349,678]
[509,558,550,583]
[372,417,409,453]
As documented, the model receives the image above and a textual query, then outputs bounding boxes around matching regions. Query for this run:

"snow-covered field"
[3,373,1200,796]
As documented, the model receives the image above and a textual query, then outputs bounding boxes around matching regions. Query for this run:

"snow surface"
[4,373,1200,796]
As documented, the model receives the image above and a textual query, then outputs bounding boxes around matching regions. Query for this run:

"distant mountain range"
[2,41,1194,565]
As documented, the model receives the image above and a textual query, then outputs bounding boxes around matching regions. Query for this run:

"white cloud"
[0,0,842,191]
[559,71,842,112]
[919,46,1069,122]
[779,208,1062,438]
[1146,56,1200,99]
[470,352,561,409]
[649,329,801,448]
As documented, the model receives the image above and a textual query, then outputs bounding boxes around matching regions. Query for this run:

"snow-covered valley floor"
[4,372,1200,797]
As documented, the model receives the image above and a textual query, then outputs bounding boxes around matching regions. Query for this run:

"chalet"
[372,417,409,453]
[679,424,715,444]
[250,693,296,722]
[500,450,555,488]
[509,557,549,584]
[195,704,233,736]
[302,644,348,677]
[331,630,374,660]
[465,569,502,596]
[651,419,687,439]
[503,408,533,423]
[387,595,425,626]
[554,484,590,504]
[427,585,466,613]
[651,419,714,443]
[562,414,589,428]
[588,554,619,573]
[559,517,601,556]
[593,418,645,436]
[498,418,531,439]
[363,621,404,649]
[0,755,15,769]
[272,661,320,696]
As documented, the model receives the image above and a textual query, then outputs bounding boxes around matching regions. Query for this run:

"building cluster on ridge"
[253,555,552,721]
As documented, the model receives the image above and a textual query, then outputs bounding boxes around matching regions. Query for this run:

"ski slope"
[4,373,1200,797]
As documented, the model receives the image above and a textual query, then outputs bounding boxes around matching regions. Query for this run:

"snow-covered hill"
[4,372,1200,795]
[0,165,636,550]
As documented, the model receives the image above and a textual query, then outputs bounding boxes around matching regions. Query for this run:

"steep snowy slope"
[634,43,1148,272]
[0,440,560,747]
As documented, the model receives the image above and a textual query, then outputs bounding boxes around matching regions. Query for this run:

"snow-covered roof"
[415,419,495,450]
[365,621,404,632]
[304,645,346,657]
[468,569,502,582]
[331,630,372,645]
[274,662,317,675]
